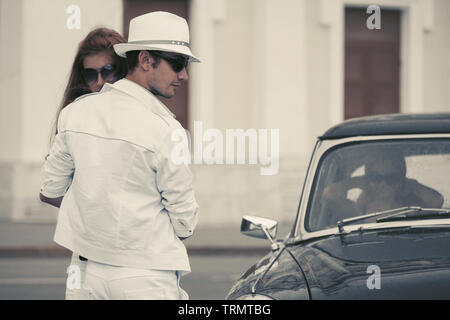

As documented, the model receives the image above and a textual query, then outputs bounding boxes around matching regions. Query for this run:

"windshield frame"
[293,134,450,242]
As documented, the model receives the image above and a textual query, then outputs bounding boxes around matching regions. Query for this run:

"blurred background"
[1,0,450,226]
[0,0,449,299]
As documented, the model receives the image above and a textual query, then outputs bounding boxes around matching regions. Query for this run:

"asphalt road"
[0,254,266,300]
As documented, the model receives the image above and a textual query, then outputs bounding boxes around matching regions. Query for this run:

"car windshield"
[306,139,450,232]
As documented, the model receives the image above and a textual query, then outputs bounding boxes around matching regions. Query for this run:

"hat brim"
[114,43,200,63]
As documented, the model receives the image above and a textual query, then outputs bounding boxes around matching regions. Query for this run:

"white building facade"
[1,0,449,228]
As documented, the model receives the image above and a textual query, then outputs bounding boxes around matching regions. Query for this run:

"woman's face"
[82,51,118,92]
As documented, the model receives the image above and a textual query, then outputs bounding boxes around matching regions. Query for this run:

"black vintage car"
[226,113,450,300]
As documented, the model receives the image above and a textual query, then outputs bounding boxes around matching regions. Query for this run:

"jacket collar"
[104,78,176,119]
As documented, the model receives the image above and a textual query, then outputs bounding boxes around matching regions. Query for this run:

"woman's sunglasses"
[151,52,189,73]
[82,64,117,83]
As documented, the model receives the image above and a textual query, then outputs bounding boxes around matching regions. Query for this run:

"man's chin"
[161,93,175,99]
[151,89,174,99]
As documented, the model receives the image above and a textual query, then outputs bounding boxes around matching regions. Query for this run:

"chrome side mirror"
[241,216,278,242]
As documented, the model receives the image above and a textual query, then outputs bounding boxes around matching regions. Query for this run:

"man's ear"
[138,50,152,71]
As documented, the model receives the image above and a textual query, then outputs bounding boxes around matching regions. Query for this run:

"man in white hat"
[40,11,199,299]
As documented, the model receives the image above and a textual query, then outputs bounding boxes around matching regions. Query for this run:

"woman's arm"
[40,125,74,206]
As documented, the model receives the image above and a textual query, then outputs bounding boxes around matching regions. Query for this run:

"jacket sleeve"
[155,127,199,239]
[40,111,75,198]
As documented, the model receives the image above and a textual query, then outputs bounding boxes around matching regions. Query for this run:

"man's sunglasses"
[152,52,189,73]
[82,64,117,83]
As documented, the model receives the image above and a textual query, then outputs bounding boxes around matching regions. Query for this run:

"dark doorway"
[344,7,401,119]
[123,0,190,129]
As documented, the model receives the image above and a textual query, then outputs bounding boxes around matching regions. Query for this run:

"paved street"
[0,253,266,300]
[0,220,291,299]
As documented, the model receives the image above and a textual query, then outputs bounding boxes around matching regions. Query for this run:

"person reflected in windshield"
[322,148,444,223]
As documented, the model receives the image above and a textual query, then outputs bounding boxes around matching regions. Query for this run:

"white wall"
[0,0,23,162]
[305,0,334,145]
[423,0,450,112]
[188,0,310,228]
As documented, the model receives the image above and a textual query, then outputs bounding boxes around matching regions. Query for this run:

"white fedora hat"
[114,11,200,62]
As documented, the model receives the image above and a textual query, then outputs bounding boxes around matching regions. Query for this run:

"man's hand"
[39,193,64,208]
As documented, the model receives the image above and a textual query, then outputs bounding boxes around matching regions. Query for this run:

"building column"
[189,0,225,130]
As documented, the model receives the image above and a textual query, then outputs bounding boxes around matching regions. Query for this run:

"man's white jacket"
[41,79,199,273]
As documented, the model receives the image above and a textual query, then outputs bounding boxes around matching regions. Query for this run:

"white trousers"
[65,252,189,300]
[65,253,88,300]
